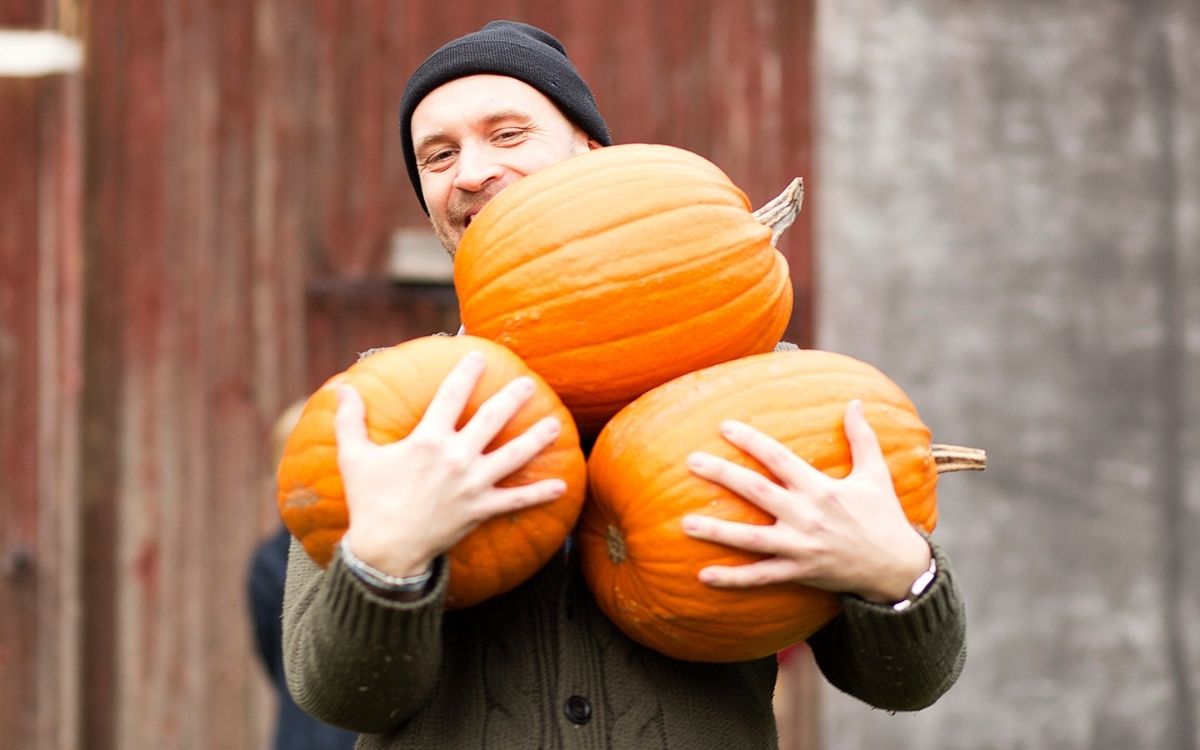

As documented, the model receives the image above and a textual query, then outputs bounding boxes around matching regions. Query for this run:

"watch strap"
[339,537,433,594]
[892,553,938,612]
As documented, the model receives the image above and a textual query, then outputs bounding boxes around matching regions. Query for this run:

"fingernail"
[686,452,708,470]
[465,351,486,366]
[698,569,717,584]
[720,420,739,437]
[542,417,561,436]
[549,479,566,496]
[681,515,701,532]
[516,376,535,393]
[850,399,864,415]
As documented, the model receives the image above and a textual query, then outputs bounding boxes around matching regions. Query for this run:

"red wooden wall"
[1,2,816,748]
[1,2,84,747]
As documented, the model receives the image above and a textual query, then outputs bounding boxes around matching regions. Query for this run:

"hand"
[334,351,567,577]
[680,400,931,604]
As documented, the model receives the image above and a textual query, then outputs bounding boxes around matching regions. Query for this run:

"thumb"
[333,384,371,455]
[844,399,888,479]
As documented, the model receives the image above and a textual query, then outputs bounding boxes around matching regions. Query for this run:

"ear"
[570,131,605,156]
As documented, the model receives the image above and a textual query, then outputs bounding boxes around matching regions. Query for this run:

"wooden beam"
[0,50,84,750]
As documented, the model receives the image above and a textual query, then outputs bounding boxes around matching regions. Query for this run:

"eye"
[421,148,457,170]
[493,127,528,145]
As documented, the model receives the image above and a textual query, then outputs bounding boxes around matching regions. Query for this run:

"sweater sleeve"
[806,537,967,711]
[281,537,448,733]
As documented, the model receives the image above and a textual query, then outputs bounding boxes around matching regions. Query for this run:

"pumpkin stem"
[752,177,804,247]
[932,444,988,473]
[606,524,628,564]
[357,347,388,361]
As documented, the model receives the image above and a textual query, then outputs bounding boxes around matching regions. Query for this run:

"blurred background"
[1,1,1196,748]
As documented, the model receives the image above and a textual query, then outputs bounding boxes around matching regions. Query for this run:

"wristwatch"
[891,554,937,612]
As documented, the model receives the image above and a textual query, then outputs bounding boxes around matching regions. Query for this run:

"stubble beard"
[434,182,510,258]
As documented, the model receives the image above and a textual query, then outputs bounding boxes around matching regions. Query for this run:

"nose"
[453,143,504,193]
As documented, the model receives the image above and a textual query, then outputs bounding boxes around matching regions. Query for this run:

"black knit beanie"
[399,20,612,214]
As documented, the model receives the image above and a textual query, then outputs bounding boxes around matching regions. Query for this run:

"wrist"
[861,536,934,604]
[342,529,434,579]
[339,537,434,596]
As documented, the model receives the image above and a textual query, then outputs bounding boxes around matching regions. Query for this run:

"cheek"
[427,204,452,236]
[429,209,459,245]
[424,185,457,225]
[420,173,451,210]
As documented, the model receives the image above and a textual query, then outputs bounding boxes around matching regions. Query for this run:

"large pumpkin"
[454,143,795,436]
[276,335,587,609]
[579,348,984,662]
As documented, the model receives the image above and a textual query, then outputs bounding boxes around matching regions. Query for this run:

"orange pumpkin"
[579,348,984,662]
[276,335,587,609]
[454,143,795,436]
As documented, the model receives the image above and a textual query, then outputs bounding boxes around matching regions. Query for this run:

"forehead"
[410,74,569,138]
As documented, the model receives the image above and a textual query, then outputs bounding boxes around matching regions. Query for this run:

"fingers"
[477,416,562,484]
[683,515,813,589]
[715,404,891,490]
[682,513,790,556]
[418,351,487,432]
[696,557,803,588]
[472,477,569,520]
[843,400,890,480]
[676,402,905,595]
[333,385,371,454]
[715,420,828,491]
[686,451,789,514]
[456,375,537,452]
[416,353,548,460]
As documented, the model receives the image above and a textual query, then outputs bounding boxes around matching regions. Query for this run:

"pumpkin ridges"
[584,511,839,658]
[353,361,428,440]
[275,335,587,610]
[519,279,788,380]
[454,143,793,434]
[506,264,790,398]
[579,348,959,661]
[472,168,747,252]
[455,153,751,298]
[478,269,787,370]
[461,201,774,338]
[642,357,932,500]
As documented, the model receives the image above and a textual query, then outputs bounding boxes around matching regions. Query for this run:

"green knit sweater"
[282,533,965,749]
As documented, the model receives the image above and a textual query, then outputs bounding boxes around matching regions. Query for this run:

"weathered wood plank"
[0,73,44,750]
[34,67,84,750]
[79,1,308,748]
[0,23,84,750]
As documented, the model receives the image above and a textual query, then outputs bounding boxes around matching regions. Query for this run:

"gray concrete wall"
[815,1,1199,748]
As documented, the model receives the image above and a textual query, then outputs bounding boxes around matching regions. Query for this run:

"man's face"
[411,74,599,254]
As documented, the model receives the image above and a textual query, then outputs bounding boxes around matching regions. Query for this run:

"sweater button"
[563,695,592,725]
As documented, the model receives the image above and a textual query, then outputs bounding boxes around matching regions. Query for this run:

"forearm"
[807,537,966,711]
[282,537,447,732]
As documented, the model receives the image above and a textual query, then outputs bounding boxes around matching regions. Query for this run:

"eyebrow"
[413,109,535,157]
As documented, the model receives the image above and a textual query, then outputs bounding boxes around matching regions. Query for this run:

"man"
[283,20,965,748]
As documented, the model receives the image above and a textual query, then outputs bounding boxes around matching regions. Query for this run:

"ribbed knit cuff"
[834,540,959,653]
[322,553,449,646]
[809,536,967,711]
